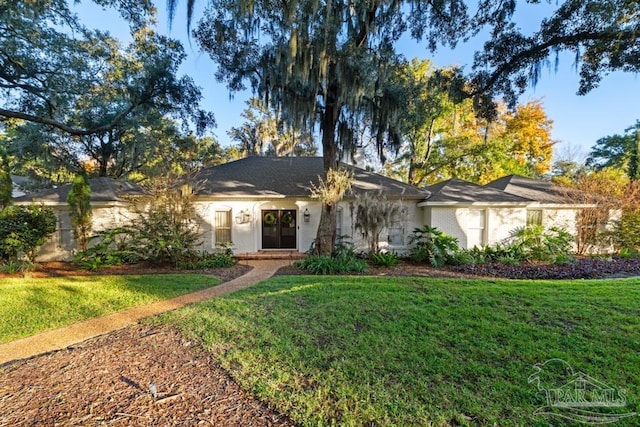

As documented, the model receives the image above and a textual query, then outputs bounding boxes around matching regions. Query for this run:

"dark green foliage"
[370,251,399,267]
[73,182,204,269]
[510,225,575,263]
[0,259,35,274]
[295,255,368,275]
[0,205,56,262]
[619,247,640,259]
[72,228,143,270]
[609,211,640,252]
[67,174,92,251]
[296,238,367,274]
[0,149,11,209]
[177,252,236,270]
[587,121,640,179]
[408,225,459,267]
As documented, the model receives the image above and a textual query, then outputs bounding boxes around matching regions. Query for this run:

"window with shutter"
[214,210,232,244]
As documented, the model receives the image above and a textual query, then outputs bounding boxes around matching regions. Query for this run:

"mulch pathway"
[0,324,295,426]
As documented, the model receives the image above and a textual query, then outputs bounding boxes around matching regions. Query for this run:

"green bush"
[448,248,481,266]
[510,225,574,263]
[72,228,142,270]
[408,226,459,267]
[619,247,640,259]
[0,259,35,274]
[73,182,204,269]
[610,211,640,253]
[295,255,368,275]
[296,239,367,274]
[178,252,236,270]
[0,205,57,262]
[370,251,399,267]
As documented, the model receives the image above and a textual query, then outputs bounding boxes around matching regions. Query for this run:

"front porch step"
[235,251,306,261]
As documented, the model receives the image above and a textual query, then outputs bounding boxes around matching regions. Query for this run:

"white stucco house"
[420,175,596,249]
[14,157,598,261]
[13,177,145,261]
[189,156,428,257]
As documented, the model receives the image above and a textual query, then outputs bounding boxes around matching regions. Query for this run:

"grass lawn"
[161,276,640,426]
[0,274,218,343]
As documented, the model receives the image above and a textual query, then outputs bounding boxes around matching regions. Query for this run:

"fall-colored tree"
[503,101,554,176]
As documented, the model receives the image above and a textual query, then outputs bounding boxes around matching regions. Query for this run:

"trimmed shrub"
[178,252,236,270]
[67,174,92,251]
[0,205,56,262]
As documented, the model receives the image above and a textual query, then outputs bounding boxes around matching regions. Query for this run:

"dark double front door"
[262,209,297,249]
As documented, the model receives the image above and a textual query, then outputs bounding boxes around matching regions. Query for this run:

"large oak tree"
[1,1,215,182]
[169,0,640,254]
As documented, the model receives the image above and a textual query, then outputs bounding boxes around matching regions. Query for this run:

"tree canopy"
[587,121,640,180]
[169,0,640,253]
[228,99,317,157]
[386,60,554,186]
[1,0,216,183]
[1,0,155,134]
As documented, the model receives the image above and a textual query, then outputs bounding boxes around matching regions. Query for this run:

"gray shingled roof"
[13,177,145,204]
[421,178,532,205]
[194,157,429,199]
[485,175,574,204]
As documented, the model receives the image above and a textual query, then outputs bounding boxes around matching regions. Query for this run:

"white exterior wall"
[428,207,469,248]
[336,199,424,255]
[542,208,578,235]
[486,207,527,245]
[195,198,323,254]
[35,204,133,261]
[425,205,528,249]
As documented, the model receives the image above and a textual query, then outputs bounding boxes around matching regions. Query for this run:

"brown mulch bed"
[0,261,252,282]
[0,324,295,427]
[274,260,484,279]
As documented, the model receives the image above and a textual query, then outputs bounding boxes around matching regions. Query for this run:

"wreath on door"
[281,212,295,227]
[263,212,277,226]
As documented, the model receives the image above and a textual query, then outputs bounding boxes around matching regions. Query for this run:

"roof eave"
[417,201,531,207]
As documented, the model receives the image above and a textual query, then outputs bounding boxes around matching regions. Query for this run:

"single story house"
[14,157,597,260]
[13,177,145,261]
[190,156,428,256]
[420,175,595,249]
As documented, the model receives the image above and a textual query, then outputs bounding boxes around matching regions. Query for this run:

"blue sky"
[76,1,639,162]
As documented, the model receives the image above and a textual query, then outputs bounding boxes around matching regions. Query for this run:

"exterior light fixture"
[235,209,251,224]
[303,208,311,223]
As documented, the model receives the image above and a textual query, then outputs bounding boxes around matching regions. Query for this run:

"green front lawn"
[0,274,218,343]
[162,276,640,426]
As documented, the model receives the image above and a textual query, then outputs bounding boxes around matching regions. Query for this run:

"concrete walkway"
[0,259,289,365]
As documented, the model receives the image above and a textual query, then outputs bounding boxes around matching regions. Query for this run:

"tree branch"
[0,103,139,136]
[472,29,638,96]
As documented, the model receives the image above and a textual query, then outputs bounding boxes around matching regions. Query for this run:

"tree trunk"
[314,69,340,256]
[630,126,640,181]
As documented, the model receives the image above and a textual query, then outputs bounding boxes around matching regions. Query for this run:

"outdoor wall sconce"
[235,209,251,224]
[303,208,311,223]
